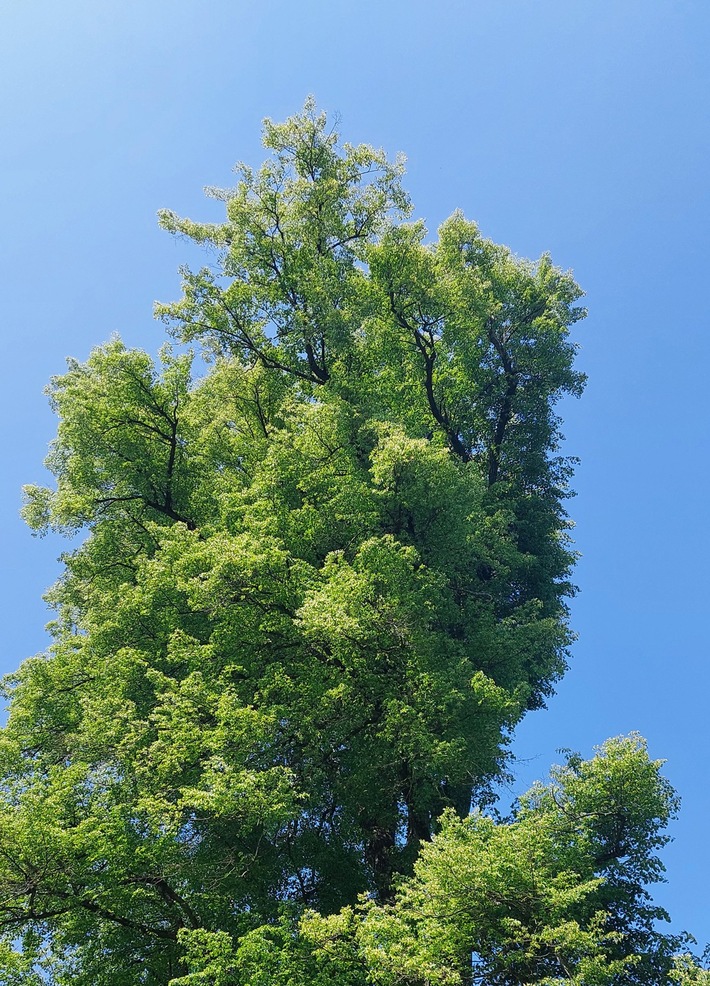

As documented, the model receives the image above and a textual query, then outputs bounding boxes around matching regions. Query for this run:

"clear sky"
[2,0,709,949]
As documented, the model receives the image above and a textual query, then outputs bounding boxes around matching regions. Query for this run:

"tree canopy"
[1,100,693,983]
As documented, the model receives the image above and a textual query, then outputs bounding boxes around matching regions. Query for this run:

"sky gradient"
[2,0,709,948]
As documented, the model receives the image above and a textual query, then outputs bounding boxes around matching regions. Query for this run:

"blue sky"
[2,0,709,947]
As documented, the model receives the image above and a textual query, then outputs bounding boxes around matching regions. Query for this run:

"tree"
[171,736,688,986]
[365,733,686,985]
[0,100,634,983]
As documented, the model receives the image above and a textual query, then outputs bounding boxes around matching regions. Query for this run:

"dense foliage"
[170,735,684,986]
[0,102,691,982]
